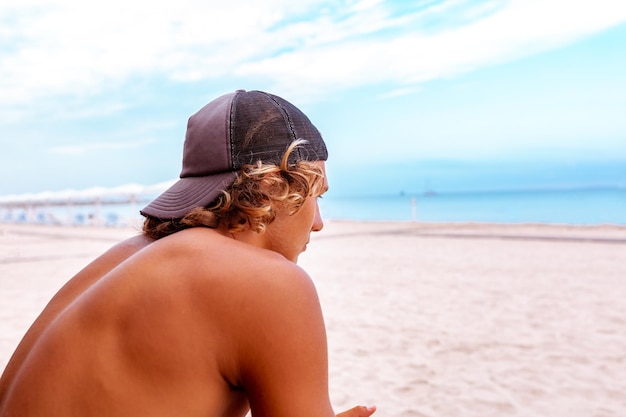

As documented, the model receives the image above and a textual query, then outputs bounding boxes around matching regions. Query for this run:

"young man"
[0,90,377,417]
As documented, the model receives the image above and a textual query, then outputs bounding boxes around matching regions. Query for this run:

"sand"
[1,221,626,416]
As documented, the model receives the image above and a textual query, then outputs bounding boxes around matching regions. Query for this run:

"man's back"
[0,233,154,405]
[0,227,324,417]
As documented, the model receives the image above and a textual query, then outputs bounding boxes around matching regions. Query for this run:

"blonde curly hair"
[142,140,326,240]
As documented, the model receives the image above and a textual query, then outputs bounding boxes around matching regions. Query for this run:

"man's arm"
[230,260,375,417]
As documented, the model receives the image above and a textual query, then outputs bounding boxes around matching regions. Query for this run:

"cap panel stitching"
[260,91,302,160]
[229,92,237,170]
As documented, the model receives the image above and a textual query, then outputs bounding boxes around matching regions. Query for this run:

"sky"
[1,0,625,197]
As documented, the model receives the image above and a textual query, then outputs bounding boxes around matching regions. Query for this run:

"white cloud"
[1,0,625,112]
[237,0,626,96]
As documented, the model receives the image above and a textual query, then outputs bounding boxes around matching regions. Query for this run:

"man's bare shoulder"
[137,226,321,334]
[144,227,313,286]
[77,233,154,274]
[46,233,154,306]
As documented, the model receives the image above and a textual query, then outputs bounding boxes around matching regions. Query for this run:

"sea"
[2,187,624,226]
[321,187,626,225]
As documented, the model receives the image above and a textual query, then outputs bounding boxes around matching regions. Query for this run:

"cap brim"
[140,171,238,219]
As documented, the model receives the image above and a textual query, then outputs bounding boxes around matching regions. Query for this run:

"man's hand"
[337,405,377,417]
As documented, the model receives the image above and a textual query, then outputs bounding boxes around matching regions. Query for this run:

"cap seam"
[262,92,301,160]
[229,92,237,170]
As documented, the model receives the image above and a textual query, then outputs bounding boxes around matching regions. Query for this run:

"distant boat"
[423,179,437,197]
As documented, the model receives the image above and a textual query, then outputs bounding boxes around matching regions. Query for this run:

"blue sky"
[1,0,625,197]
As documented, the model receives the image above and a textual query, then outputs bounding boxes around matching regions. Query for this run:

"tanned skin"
[0,162,376,417]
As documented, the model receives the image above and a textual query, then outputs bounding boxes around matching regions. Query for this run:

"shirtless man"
[0,90,377,417]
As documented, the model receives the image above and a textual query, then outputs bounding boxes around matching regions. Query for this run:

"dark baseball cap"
[140,90,328,219]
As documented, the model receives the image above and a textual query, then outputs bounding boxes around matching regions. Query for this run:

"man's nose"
[311,202,324,232]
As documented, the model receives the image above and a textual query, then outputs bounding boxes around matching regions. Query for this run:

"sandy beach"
[1,221,625,416]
